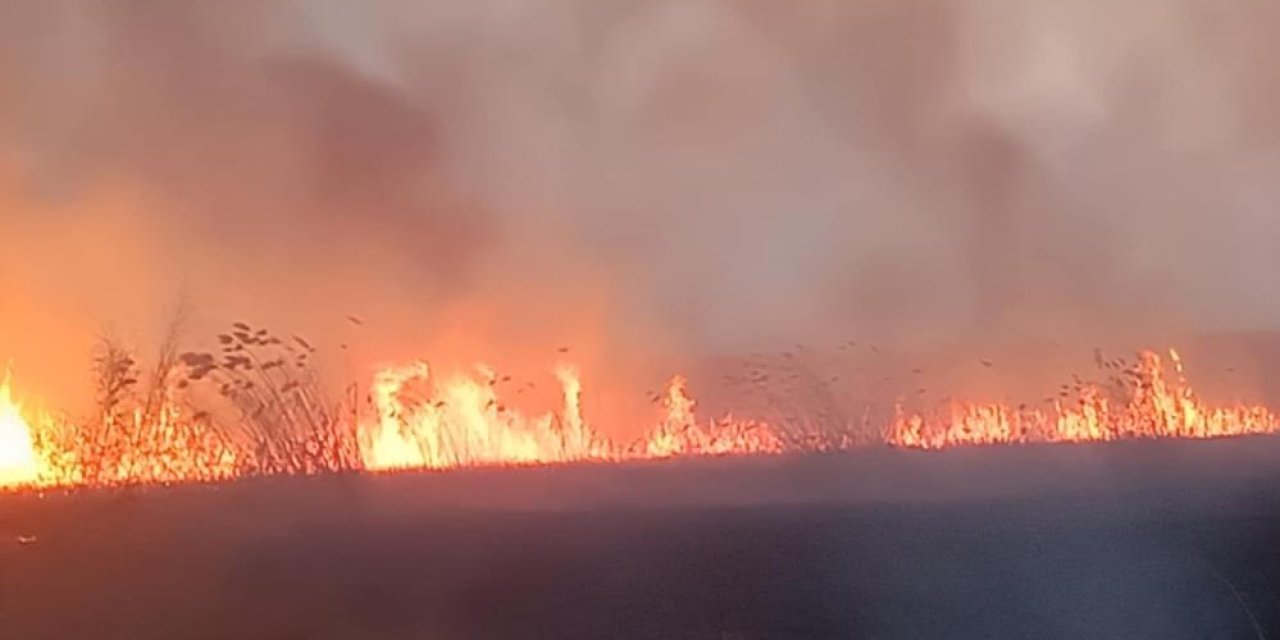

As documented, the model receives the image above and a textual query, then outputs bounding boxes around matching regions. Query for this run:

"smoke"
[2,1,1280,410]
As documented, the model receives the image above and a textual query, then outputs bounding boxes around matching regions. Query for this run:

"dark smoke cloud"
[2,1,1280,405]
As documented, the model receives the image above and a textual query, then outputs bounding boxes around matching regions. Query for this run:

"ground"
[2,439,1280,638]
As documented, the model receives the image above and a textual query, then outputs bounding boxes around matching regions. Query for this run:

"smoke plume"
[2,1,1279,412]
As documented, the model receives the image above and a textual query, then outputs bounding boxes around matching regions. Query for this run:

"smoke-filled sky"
[2,1,1280,408]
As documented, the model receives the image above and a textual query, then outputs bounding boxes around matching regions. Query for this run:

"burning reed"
[0,330,1277,491]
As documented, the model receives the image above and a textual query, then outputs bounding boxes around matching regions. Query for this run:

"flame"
[357,368,781,470]
[888,349,1279,449]
[0,373,244,489]
[359,362,606,471]
[639,375,783,458]
[0,373,39,486]
[71,405,241,486]
[0,346,1277,491]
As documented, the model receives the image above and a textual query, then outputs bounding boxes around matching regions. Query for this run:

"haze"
[2,1,1278,414]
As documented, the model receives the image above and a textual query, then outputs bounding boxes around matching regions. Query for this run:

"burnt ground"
[4,439,1280,639]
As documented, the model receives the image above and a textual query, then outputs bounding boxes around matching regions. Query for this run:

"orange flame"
[359,362,606,471]
[357,368,782,471]
[0,373,39,486]
[639,375,784,458]
[1,347,1277,490]
[0,373,241,489]
[888,349,1279,449]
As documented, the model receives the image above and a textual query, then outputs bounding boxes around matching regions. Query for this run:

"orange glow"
[637,375,784,458]
[888,349,1279,449]
[355,364,778,471]
[1,347,1278,491]
[8,402,242,490]
[0,373,39,486]
[359,362,607,471]
[0,371,243,489]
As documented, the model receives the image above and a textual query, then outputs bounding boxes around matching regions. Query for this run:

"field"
[3,438,1280,639]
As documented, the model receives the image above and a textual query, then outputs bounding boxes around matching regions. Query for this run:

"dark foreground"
[5,439,1280,639]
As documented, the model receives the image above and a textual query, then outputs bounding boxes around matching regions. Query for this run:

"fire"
[888,349,1279,449]
[0,373,39,486]
[638,375,784,458]
[0,346,1277,491]
[0,371,244,489]
[359,362,606,471]
[356,364,776,471]
[56,405,242,487]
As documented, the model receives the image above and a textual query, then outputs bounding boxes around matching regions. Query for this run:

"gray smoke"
[2,1,1279,403]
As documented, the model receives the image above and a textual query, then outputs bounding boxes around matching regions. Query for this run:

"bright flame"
[357,368,782,471]
[1,346,1277,491]
[0,373,40,486]
[640,375,784,458]
[888,349,1279,449]
[0,372,244,489]
[359,362,607,471]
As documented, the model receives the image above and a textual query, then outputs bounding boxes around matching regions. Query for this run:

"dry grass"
[178,321,362,475]
[24,315,362,487]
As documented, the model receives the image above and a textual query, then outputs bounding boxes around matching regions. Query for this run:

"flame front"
[1,346,1278,491]
[359,362,606,471]
[888,349,1279,449]
[640,375,783,459]
[357,365,775,471]
[0,374,40,486]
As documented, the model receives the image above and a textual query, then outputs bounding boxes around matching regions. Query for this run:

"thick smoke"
[2,1,1279,412]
